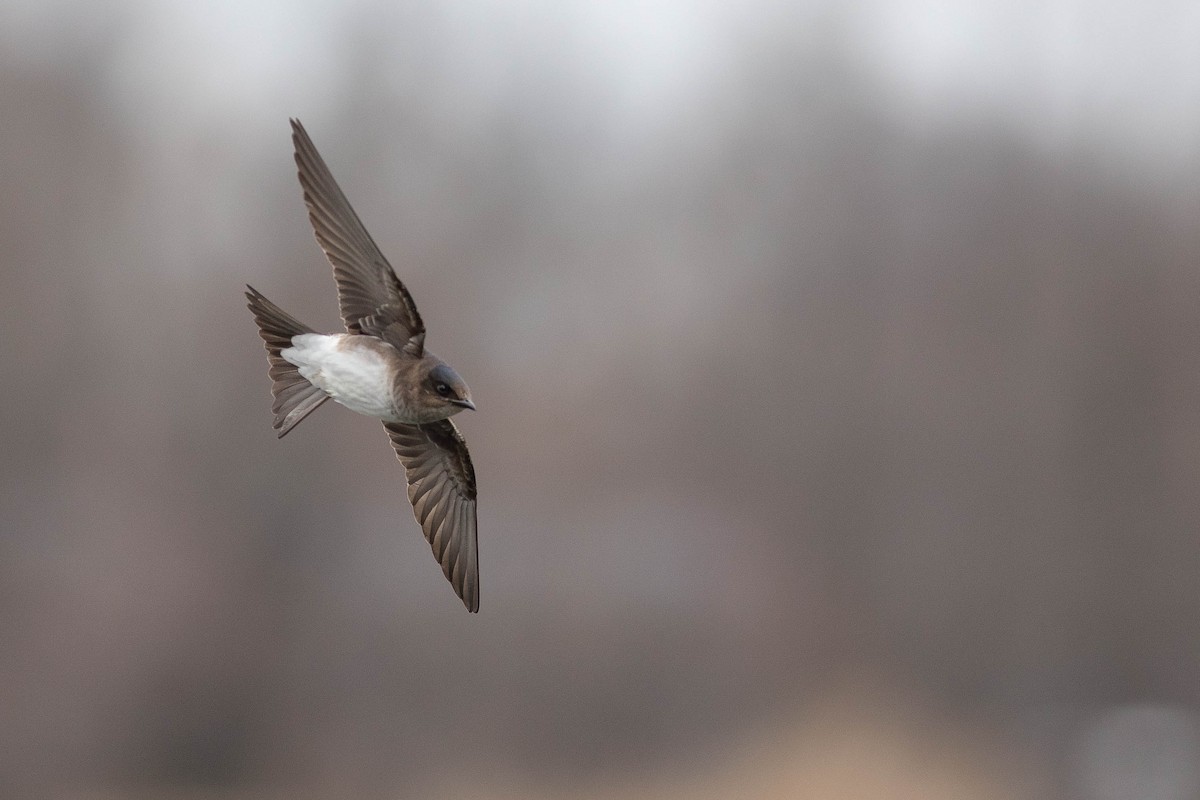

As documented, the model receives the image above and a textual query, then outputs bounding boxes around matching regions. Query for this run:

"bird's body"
[284,333,404,421]
[282,333,467,425]
[246,119,481,612]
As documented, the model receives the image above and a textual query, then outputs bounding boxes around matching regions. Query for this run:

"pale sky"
[3,0,1197,183]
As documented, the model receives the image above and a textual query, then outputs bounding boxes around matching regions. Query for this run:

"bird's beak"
[452,397,476,411]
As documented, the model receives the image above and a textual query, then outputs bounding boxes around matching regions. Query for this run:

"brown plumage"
[291,118,426,357]
[245,286,329,437]
[246,119,480,613]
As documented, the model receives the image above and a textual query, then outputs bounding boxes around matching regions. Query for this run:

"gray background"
[2,2,1199,798]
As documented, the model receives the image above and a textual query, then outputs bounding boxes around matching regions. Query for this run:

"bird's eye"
[435,383,452,397]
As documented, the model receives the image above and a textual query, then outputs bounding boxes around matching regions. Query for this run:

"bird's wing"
[383,419,479,612]
[291,118,426,356]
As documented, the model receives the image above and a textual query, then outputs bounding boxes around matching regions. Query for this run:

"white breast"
[281,334,402,421]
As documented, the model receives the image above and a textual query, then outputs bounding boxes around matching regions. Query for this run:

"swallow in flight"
[247,119,479,612]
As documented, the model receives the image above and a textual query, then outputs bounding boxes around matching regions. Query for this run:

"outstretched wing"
[383,419,479,612]
[291,118,426,356]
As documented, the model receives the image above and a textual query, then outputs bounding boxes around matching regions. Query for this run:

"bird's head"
[420,359,474,417]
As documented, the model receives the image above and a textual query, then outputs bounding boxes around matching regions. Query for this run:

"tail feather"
[245,285,329,437]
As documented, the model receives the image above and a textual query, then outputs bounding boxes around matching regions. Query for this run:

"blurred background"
[2,1,1199,798]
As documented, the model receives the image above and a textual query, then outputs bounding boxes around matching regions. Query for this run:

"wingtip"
[290,118,310,147]
[245,284,269,311]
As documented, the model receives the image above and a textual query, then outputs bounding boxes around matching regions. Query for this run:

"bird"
[246,119,480,612]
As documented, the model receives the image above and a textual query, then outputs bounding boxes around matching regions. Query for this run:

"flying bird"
[246,119,479,612]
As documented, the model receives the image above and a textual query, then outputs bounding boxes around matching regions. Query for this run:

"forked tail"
[245,285,329,437]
